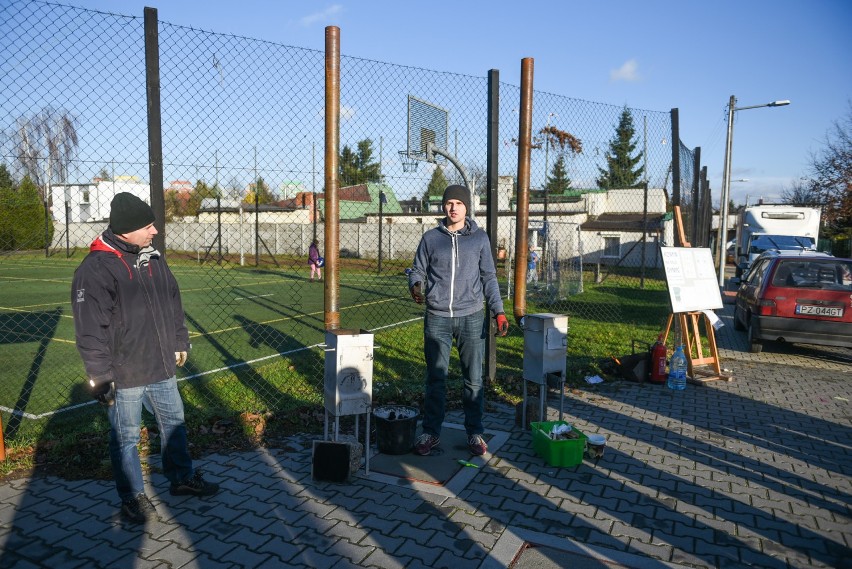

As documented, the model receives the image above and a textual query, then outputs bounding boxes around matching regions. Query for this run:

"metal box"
[324,329,373,416]
[523,313,568,384]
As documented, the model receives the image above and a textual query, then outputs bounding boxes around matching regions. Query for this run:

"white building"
[50,178,150,223]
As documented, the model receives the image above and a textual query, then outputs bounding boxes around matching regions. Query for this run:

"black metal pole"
[670,109,682,214]
[485,69,499,386]
[691,146,701,246]
[377,193,384,274]
[65,193,70,257]
[254,192,259,266]
[312,192,318,242]
[144,7,165,255]
[43,199,49,258]
[216,194,222,263]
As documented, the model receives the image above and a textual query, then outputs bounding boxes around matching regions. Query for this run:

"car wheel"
[747,319,762,354]
[733,304,745,331]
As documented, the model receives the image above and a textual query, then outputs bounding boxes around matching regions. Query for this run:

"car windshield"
[750,235,815,255]
[771,259,852,291]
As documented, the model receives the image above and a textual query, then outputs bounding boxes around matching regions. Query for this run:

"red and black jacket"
[72,229,190,389]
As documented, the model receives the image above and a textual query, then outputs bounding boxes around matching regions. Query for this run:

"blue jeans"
[107,377,193,501]
[422,310,486,437]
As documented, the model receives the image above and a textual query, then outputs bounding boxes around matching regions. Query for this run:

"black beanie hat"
[442,185,470,214]
[109,192,155,234]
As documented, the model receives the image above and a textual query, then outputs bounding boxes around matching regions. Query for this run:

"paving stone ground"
[1,302,850,568]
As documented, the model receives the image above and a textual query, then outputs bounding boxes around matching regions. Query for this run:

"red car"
[734,251,852,353]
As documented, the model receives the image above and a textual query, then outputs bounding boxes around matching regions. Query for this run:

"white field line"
[1,316,424,420]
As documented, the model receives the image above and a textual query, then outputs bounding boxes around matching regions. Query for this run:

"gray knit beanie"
[441,185,470,213]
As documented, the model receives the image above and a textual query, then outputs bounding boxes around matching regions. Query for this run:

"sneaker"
[414,433,440,456]
[468,434,488,456]
[169,469,220,497]
[121,493,156,523]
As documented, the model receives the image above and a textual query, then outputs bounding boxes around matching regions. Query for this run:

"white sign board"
[660,247,724,313]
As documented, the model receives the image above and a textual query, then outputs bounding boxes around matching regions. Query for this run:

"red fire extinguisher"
[650,335,667,384]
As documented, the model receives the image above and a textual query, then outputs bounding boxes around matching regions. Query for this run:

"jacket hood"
[438,217,478,236]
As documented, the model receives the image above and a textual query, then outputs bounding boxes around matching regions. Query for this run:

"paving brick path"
[2,303,850,568]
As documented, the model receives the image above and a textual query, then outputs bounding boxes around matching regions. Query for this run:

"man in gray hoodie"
[408,185,509,457]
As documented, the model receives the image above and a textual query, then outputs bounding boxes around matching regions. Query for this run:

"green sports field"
[0,252,425,421]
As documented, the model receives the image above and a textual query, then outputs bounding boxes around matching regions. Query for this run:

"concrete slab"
[362,422,510,497]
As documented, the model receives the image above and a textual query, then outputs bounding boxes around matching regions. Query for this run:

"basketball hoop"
[399,150,419,173]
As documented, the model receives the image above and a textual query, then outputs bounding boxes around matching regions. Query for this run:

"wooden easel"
[661,207,733,384]
[662,312,731,384]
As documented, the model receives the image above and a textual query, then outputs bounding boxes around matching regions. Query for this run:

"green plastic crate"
[531,421,587,467]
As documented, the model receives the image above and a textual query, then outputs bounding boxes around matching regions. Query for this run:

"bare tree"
[13,106,79,202]
[781,177,822,206]
[446,161,487,196]
[807,101,852,231]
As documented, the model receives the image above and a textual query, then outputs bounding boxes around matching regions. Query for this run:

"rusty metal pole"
[513,58,534,325]
[324,26,340,330]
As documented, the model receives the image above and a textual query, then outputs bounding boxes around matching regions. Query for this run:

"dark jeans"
[107,376,193,501]
[422,310,486,437]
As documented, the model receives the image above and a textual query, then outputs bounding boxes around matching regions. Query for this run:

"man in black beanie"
[72,192,219,524]
[407,185,509,458]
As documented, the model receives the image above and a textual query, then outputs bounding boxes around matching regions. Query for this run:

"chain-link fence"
[1,0,704,437]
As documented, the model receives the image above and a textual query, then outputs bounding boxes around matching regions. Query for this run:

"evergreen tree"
[544,154,572,194]
[426,166,448,197]
[10,175,53,250]
[339,139,382,186]
[0,165,15,250]
[0,164,14,190]
[596,107,644,189]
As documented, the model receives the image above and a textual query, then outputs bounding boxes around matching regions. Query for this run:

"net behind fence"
[1,1,700,436]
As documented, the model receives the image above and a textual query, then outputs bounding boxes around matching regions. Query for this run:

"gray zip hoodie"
[409,217,503,318]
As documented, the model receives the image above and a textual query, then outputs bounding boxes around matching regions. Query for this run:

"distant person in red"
[308,239,323,281]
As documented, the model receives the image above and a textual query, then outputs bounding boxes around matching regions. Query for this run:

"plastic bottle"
[666,344,687,391]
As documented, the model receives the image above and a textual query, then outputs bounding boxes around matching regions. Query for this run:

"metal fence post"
[144,7,165,254]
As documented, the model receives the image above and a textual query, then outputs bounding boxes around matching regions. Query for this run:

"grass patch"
[1,254,671,480]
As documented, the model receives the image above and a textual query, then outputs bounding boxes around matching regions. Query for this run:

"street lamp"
[717,95,790,286]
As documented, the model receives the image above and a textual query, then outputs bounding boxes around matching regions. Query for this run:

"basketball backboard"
[406,95,449,163]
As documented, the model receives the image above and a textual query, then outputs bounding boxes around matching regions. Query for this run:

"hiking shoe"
[414,433,440,456]
[169,469,220,497]
[121,493,156,523]
[468,434,488,456]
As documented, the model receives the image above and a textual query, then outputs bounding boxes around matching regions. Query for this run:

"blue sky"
[63,0,851,207]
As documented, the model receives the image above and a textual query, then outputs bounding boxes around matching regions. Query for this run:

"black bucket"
[373,405,419,455]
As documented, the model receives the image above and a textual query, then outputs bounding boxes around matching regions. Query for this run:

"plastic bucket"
[373,405,419,455]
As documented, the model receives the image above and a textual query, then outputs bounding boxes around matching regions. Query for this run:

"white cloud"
[610,59,640,82]
[299,4,343,27]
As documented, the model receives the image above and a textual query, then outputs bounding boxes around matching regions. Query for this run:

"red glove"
[410,282,424,304]
[495,313,509,336]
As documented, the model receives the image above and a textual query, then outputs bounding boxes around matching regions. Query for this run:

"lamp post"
[717,95,790,287]
[377,190,387,273]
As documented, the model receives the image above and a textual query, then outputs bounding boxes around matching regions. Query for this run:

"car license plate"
[795,305,843,317]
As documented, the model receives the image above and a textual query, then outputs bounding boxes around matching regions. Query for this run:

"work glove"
[495,313,509,337]
[176,351,188,367]
[410,282,424,304]
[88,378,116,406]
